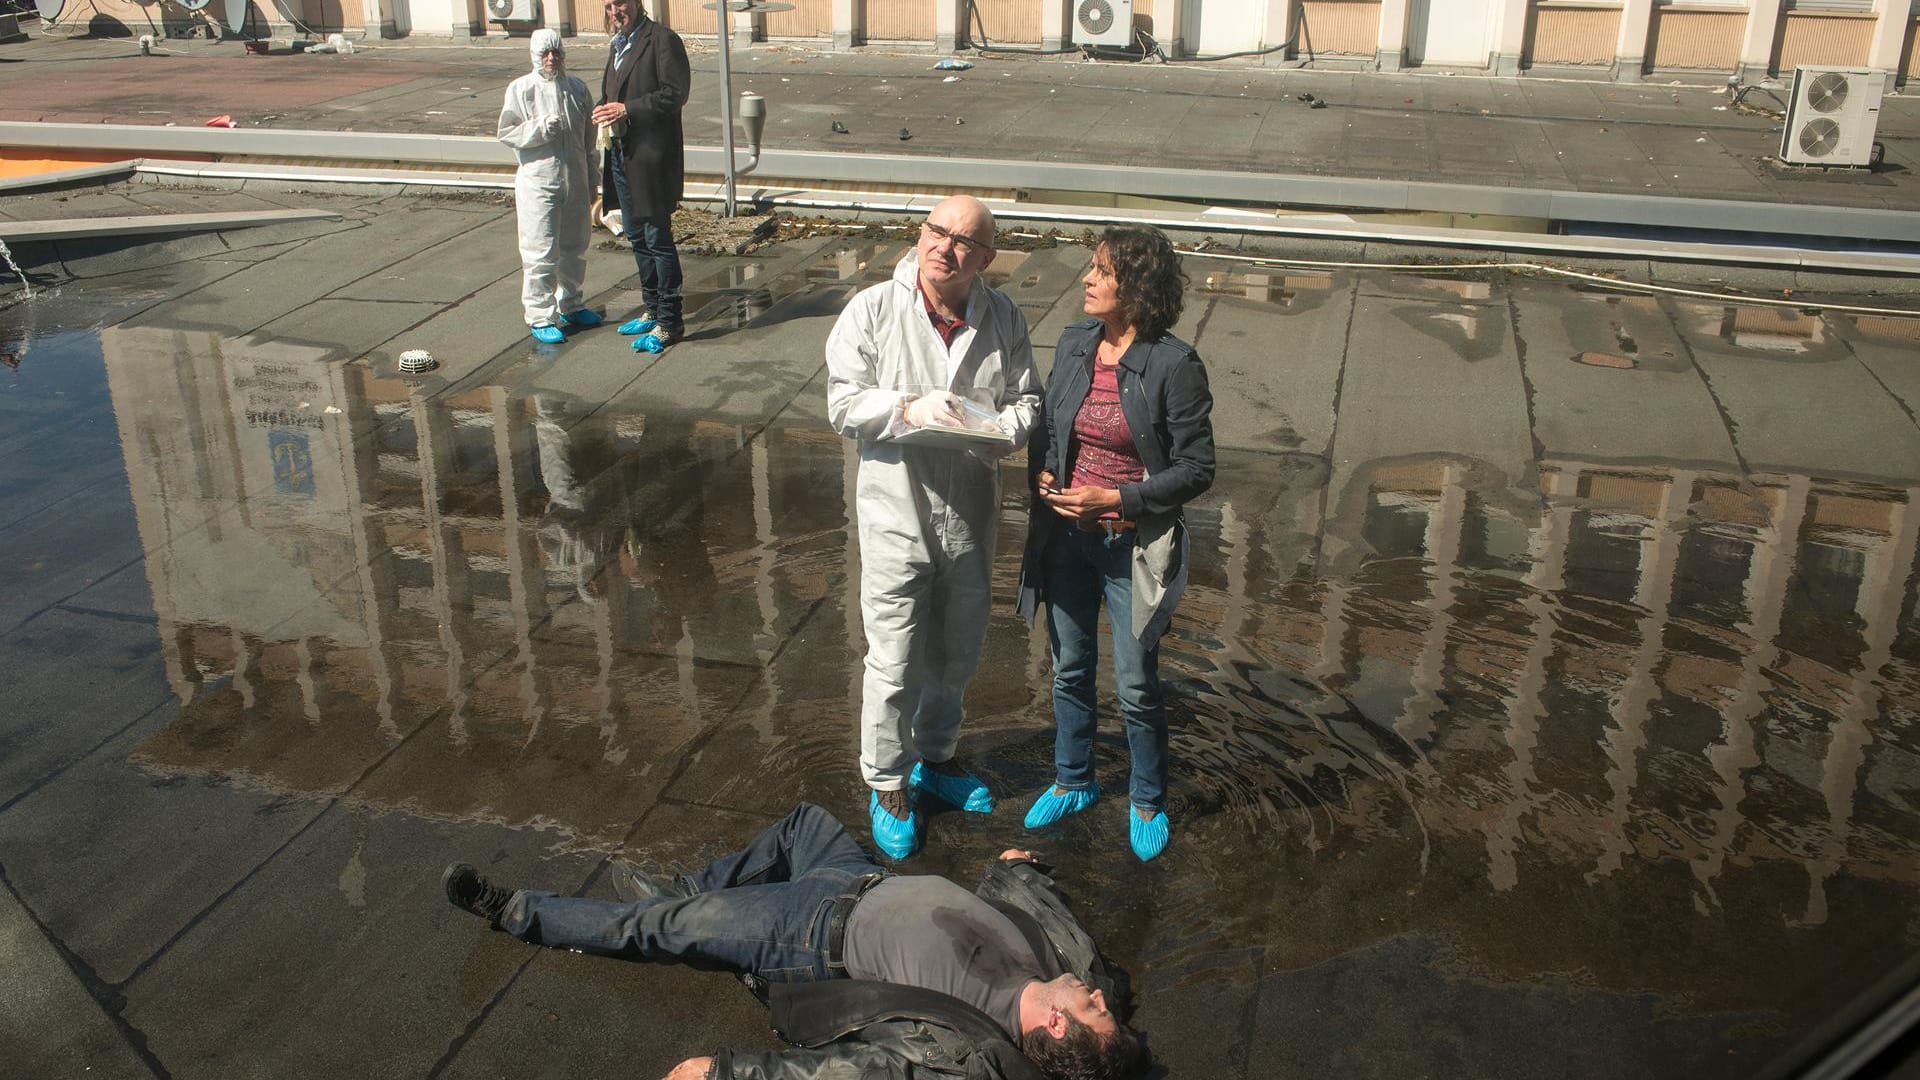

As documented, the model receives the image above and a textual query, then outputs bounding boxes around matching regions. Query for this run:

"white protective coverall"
[498,30,594,327]
[825,250,1041,790]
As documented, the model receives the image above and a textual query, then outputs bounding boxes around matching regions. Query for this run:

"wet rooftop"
[4,185,1920,1078]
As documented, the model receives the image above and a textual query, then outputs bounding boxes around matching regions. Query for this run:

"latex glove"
[540,114,563,139]
[903,392,964,428]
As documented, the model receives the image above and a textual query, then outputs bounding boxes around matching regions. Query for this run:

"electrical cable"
[1728,81,1788,119]
[1144,3,1308,63]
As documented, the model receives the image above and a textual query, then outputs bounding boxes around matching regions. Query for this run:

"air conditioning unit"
[1779,65,1885,167]
[1072,0,1133,47]
[486,0,537,23]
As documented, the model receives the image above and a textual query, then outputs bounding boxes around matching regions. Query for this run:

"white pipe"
[112,159,1920,281]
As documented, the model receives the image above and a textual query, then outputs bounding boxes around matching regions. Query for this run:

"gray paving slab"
[1841,315,1920,423]
[608,297,837,423]
[254,298,446,361]
[0,607,171,810]
[1245,934,1782,1080]
[331,211,522,303]
[0,322,114,450]
[1327,284,1537,541]
[1187,269,1353,457]
[437,800,792,1076]
[1677,300,1920,483]
[355,639,762,848]
[52,554,158,625]
[660,613,868,816]
[1022,244,1098,349]
[359,270,528,387]
[1163,95,1267,164]
[0,415,126,531]
[443,916,778,1079]
[1513,284,1741,470]
[121,205,487,336]
[1130,947,1261,1079]
[0,696,332,987]
[120,803,598,1080]
[0,880,154,1080]
[0,471,144,639]
[1198,449,1333,585]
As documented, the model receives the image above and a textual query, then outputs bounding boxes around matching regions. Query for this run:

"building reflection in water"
[95,295,1920,1016]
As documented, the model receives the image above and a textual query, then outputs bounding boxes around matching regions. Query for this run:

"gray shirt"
[841,875,1046,1039]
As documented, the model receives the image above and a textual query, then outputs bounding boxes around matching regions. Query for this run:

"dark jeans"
[1046,527,1169,811]
[499,803,882,982]
[606,148,683,330]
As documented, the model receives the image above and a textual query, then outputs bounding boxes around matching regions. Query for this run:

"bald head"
[917,195,998,303]
[933,195,995,241]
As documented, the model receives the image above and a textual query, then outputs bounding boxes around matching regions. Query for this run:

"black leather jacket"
[708,858,1126,1080]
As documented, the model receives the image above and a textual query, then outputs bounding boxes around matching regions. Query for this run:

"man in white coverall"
[825,195,1040,860]
[499,29,603,345]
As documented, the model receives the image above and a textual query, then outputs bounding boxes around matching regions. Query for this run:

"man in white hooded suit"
[826,195,1040,860]
[498,29,603,345]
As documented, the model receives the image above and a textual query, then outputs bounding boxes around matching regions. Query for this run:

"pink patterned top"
[1066,360,1144,514]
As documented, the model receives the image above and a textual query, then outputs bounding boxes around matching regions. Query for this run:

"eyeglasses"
[921,220,992,256]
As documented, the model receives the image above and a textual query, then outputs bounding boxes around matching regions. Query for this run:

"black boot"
[442,863,513,925]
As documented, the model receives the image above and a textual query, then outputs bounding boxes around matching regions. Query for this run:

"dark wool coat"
[599,13,689,222]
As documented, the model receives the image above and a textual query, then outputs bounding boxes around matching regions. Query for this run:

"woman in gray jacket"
[1016,226,1216,862]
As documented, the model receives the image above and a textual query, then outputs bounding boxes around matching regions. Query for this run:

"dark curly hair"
[1096,226,1187,340]
[1021,1014,1152,1080]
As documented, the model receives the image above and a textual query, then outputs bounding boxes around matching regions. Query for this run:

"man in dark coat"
[592,0,689,353]
[442,802,1151,1080]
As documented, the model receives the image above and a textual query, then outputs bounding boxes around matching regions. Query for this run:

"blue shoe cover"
[559,309,604,328]
[912,761,994,813]
[617,316,657,335]
[869,791,919,860]
[1023,783,1099,829]
[1129,807,1169,862]
[530,323,565,345]
[632,333,668,354]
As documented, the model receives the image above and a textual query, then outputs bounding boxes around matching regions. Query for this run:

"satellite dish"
[224,0,251,32]
[34,0,65,22]
[176,0,214,10]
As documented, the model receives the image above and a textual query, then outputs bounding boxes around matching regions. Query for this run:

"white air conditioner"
[486,0,537,23]
[1779,65,1885,167]
[1072,0,1133,47]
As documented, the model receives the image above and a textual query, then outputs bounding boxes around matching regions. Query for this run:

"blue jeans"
[498,803,882,982]
[606,149,683,329]
[1046,527,1168,812]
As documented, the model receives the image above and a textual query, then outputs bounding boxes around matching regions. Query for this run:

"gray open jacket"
[709,858,1127,1080]
[1015,319,1217,651]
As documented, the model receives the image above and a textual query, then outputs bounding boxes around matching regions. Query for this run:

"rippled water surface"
[5,253,1920,1078]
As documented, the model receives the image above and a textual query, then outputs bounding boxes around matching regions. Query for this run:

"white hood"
[529,28,563,78]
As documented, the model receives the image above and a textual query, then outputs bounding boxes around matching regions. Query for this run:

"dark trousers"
[499,803,883,982]
[606,148,684,330]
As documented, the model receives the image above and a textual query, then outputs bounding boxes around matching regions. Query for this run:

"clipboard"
[892,423,1013,450]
